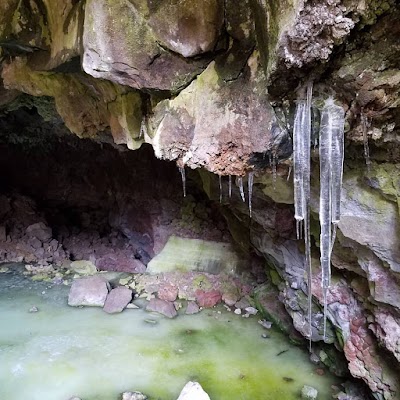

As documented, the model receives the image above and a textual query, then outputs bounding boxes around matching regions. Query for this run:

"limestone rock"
[68,276,110,307]
[147,236,242,275]
[103,286,133,314]
[146,298,177,318]
[177,381,211,400]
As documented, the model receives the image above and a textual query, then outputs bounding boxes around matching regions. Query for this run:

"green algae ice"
[0,266,339,400]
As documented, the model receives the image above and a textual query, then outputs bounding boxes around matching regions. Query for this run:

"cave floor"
[0,265,340,400]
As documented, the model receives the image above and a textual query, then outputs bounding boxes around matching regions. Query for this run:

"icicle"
[287,165,292,181]
[248,172,254,218]
[179,167,186,197]
[219,175,223,203]
[361,113,371,171]
[293,81,313,350]
[238,177,245,202]
[319,97,345,341]
[228,175,232,198]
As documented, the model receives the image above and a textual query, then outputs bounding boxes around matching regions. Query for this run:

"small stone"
[315,368,325,376]
[121,391,147,400]
[234,308,242,315]
[144,319,157,325]
[309,353,320,364]
[177,381,211,400]
[301,385,318,400]
[244,306,258,315]
[241,313,250,318]
[235,297,251,309]
[258,319,272,329]
[261,333,270,339]
[146,298,177,318]
[29,306,39,313]
[186,301,200,315]
[126,303,140,309]
[68,397,82,400]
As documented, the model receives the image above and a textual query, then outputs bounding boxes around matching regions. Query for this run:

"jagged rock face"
[1,0,400,398]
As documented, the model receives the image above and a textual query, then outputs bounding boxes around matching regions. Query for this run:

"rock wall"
[1,1,400,398]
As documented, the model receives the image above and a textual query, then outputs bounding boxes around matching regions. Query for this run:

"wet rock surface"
[103,286,133,314]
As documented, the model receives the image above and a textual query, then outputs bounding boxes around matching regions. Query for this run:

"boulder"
[68,276,110,307]
[103,287,132,314]
[177,381,210,400]
[146,298,177,318]
[26,222,52,242]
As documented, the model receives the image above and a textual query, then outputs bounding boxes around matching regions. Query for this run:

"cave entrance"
[0,105,234,272]
[0,103,345,400]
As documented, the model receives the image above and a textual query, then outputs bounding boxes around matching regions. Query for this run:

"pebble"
[144,319,157,325]
[244,306,258,315]
[261,333,270,339]
[126,303,139,309]
[29,306,39,313]
[234,308,242,315]
[258,319,272,329]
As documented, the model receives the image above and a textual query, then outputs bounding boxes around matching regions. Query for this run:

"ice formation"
[219,175,223,203]
[179,167,186,197]
[293,82,313,348]
[293,86,345,346]
[228,175,232,198]
[238,177,245,202]
[248,172,254,218]
[319,97,345,340]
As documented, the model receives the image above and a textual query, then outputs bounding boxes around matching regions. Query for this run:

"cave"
[1,0,400,400]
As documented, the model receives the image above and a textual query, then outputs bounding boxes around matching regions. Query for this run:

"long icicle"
[219,175,223,203]
[248,172,254,218]
[293,81,313,350]
[304,82,313,352]
[179,167,186,197]
[319,97,345,341]
[228,175,232,198]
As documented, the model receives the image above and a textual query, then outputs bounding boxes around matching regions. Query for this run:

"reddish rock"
[146,298,177,318]
[103,286,132,314]
[195,289,222,308]
[158,283,179,302]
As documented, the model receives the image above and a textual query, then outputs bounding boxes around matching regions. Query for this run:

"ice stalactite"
[319,97,345,341]
[219,175,223,203]
[238,177,245,202]
[228,175,232,198]
[272,153,277,190]
[139,116,148,139]
[293,81,313,350]
[179,167,186,197]
[361,112,371,171]
[248,172,254,218]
